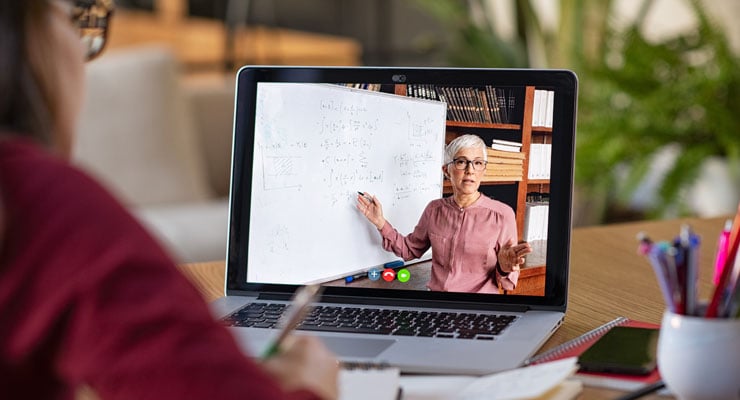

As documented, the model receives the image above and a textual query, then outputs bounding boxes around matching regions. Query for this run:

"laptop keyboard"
[221,303,517,340]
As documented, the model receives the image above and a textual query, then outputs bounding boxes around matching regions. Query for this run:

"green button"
[396,268,411,282]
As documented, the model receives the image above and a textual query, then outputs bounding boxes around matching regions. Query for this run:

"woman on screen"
[357,134,531,293]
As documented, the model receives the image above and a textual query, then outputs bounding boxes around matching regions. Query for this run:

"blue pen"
[677,225,700,315]
[646,243,677,313]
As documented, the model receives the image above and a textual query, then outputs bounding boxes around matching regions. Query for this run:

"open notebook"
[211,67,578,374]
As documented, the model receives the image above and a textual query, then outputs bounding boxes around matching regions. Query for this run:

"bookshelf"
[397,84,550,295]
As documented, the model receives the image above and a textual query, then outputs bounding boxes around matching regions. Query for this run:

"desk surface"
[179,216,728,400]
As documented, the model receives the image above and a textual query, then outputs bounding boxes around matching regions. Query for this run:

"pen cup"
[657,310,740,400]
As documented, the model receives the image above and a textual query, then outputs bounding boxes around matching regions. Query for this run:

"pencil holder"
[657,310,740,400]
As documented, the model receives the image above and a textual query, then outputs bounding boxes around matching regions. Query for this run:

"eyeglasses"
[449,158,487,171]
[71,0,115,61]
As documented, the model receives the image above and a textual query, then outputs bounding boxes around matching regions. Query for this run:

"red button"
[382,268,396,282]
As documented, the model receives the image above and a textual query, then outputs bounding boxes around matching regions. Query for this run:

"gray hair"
[444,134,487,164]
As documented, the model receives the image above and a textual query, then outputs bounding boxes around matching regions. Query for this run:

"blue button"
[367,268,382,281]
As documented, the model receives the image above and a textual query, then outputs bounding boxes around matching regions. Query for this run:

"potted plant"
[416,0,740,222]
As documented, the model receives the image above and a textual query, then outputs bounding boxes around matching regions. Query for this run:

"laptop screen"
[227,67,576,309]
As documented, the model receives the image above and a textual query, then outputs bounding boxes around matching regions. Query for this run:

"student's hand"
[262,336,339,400]
[498,241,533,273]
[356,192,385,230]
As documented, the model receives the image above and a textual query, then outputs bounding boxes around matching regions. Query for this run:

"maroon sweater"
[0,138,318,400]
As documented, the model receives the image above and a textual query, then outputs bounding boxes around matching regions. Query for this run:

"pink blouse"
[379,195,519,293]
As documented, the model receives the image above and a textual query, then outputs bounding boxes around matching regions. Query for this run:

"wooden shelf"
[504,265,545,296]
[398,84,550,244]
[531,126,553,134]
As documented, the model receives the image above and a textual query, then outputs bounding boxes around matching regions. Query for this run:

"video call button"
[396,268,411,282]
[382,268,396,282]
[367,268,382,281]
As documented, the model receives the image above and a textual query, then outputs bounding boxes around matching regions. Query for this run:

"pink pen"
[713,219,732,285]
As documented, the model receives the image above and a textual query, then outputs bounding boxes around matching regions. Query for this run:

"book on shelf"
[532,89,554,128]
[486,164,523,172]
[481,175,522,182]
[492,138,522,147]
[524,316,662,392]
[488,157,524,165]
[523,197,549,242]
[339,83,382,91]
[487,148,526,160]
[413,85,513,124]
[486,169,523,177]
[528,143,552,179]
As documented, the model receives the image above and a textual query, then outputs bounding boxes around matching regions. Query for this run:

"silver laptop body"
[212,67,577,375]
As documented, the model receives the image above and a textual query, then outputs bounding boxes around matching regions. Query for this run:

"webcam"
[392,74,406,83]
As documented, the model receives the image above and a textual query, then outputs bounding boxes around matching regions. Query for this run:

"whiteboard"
[247,83,447,284]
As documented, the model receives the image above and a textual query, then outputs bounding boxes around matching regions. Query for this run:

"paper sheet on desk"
[460,357,579,400]
[339,367,401,400]
[401,357,578,400]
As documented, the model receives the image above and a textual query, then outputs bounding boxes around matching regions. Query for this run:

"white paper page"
[459,357,578,400]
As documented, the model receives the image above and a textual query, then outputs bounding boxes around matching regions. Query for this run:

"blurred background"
[75,0,740,262]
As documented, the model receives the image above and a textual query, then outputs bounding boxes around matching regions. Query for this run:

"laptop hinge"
[257,292,529,312]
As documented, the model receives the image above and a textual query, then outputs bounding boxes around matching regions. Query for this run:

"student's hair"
[0,0,58,145]
[444,134,487,164]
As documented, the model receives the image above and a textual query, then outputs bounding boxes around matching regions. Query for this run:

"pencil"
[261,284,322,358]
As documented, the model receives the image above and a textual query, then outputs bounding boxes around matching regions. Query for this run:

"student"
[0,1,338,399]
[357,134,532,293]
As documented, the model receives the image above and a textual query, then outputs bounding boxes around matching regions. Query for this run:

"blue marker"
[344,272,367,283]
[384,260,404,269]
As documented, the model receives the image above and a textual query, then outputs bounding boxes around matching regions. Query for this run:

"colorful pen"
[707,202,740,318]
[713,219,732,285]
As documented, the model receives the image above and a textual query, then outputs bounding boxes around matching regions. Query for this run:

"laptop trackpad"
[320,337,395,358]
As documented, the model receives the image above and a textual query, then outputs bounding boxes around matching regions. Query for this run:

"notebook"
[211,67,578,375]
[525,317,662,391]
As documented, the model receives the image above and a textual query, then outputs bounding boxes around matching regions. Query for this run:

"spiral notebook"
[524,317,662,391]
[339,363,401,400]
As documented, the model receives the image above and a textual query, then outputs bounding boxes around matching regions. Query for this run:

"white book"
[491,143,522,153]
[545,90,554,128]
[532,90,543,127]
[492,138,522,148]
[537,89,548,127]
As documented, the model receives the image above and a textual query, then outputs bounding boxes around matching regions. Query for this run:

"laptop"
[211,67,577,375]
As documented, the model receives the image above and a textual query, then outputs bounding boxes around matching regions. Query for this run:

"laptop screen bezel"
[226,67,577,311]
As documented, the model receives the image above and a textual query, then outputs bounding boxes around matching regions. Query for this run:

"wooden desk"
[178,216,728,399]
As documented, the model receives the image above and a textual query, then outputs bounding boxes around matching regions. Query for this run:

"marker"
[344,271,367,283]
[384,260,404,269]
[357,191,375,204]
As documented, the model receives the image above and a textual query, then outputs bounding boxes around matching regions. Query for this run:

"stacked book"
[484,139,524,182]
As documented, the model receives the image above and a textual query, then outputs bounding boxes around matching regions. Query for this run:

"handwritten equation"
[249,83,447,285]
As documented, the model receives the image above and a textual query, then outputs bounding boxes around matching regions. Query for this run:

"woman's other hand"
[262,335,339,400]
[356,192,385,230]
[498,241,533,273]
